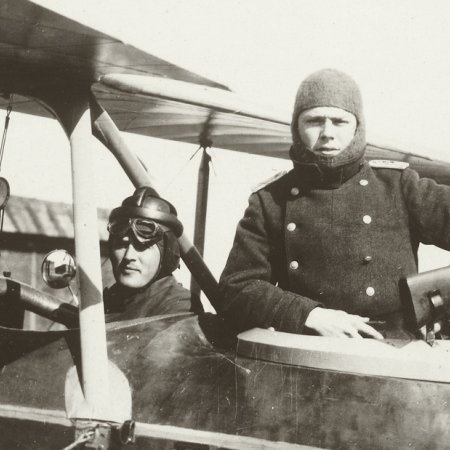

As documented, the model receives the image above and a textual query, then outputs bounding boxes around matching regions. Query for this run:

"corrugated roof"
[3,196,109,241]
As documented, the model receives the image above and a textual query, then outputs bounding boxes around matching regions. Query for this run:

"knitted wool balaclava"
[290,69,366,170]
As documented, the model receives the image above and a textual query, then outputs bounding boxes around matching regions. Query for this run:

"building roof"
[3,196,109,241]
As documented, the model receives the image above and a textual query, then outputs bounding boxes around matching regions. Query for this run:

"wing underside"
[0,0,227,89]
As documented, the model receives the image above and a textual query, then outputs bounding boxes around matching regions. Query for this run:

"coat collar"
[292,157,365,189]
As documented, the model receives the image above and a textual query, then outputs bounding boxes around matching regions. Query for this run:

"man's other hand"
[304,308,384,339]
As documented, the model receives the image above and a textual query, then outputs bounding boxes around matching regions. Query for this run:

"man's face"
[297,107,357,157]
[110,234,161,289]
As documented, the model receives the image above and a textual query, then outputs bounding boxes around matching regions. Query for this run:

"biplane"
[1,1,450,449]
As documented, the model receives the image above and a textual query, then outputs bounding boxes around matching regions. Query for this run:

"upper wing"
[0,0,449,185]
[95,74,450,185]
[0,0,227,93]
[95,74,291,158]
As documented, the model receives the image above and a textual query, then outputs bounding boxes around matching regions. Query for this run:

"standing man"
[219,68,450,338]
[104,186,201,321]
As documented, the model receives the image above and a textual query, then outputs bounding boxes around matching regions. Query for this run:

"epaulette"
[369,160,409,170]
[251,170,287,193]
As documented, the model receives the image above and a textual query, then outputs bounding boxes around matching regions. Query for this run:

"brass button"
[366,286,375,296]
[359,179,368,186]
[289,260,299,270]
[363,215,372,224]
[363,255,372,264]
[287,222,296,232]
[290,187,300,196]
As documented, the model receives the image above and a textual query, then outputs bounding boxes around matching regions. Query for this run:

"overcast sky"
[7,1,450,285]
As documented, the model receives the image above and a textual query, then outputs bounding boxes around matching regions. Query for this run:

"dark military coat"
[219,161,450,334]
[104,275,194,322]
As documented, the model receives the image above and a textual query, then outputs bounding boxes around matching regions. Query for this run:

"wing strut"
[90,97,222,311]
[190,112,214,302]
[190,148,211,299]
[20,86,130,423]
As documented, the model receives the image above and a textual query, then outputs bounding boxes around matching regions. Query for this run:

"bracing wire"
[0,95,13,171]
[0,96,12,263]
[161,145,203,193]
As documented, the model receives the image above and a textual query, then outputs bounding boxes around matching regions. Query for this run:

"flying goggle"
[107,218,165,246]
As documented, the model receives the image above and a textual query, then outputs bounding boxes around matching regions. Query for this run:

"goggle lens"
[133,219,159,239]
[108,218,164,244]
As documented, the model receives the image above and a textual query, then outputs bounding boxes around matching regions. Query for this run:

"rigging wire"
[162,112,215,193]
[0,95,13,171]
[0,209,4,239]
[61,428,95,450]
[161,144,203,193]
[0,95,13,267]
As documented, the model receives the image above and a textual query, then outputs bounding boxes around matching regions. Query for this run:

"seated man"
[219,68,450,339]
[104,186,201,321]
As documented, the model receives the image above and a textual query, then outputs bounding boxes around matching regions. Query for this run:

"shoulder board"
[369,160,410,170]
[251,170,287,193]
